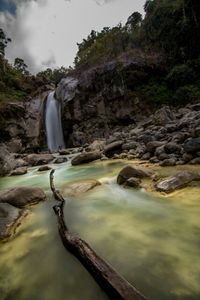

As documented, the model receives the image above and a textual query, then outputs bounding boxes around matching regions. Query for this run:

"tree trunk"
[50,169,148,300]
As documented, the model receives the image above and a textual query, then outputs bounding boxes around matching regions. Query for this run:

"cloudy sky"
[0,0,145,74]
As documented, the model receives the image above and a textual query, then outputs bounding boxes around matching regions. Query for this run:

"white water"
[45,91,65,152]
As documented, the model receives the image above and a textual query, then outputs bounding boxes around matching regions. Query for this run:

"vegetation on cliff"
[1,0,200,106]
[73,0,200,106]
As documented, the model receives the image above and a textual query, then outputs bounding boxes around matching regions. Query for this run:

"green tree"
[14,58,29,75]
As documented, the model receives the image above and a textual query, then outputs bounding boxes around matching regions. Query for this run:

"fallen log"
[49,169,148,300]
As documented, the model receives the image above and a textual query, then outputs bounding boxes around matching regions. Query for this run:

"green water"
[0,160,200,300]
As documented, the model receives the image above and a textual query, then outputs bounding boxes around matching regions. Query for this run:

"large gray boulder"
[25,153,54,166]
[0,187,46,208]
[155,171,200,193]
[71,151,101,165]
[117,165,153,185]
[0,203,28,240]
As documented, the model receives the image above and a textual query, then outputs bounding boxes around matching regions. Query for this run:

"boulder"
[159,158,177,166]
[61,180,101,197]
[153,106,175,126]
[122,141,138,151]
[59,149,71,155]
[164,142,182,154]
[117,165,153,185]
[54,157,68,164]
[146,141,165,154]
[104,140,123,157]
[10,167,27,176]
[0,187,46,208]
[25,154,54,166]
[155,171,200,193]
[71,151,101,165]
[183,137,200,153]
[86,140,106,152]
[124,177,141,188]
[0,203,28,240]
[38,165,52,172]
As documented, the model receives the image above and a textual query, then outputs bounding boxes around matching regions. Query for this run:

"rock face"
[155,171,200,193]
[61,180,101,197]
[71,151,101,165]
[0,187,46,208]
[55,54,163,147]
[0,90,50,153]
[0,203,28,240]
[25,153,54,166]
[117,165,153,185]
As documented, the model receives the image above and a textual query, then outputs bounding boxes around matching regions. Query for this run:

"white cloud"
[0,0,145,74]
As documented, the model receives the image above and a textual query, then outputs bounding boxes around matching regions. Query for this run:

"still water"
[0,160,200,300]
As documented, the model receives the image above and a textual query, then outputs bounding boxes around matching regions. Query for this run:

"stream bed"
[0,160,200,300]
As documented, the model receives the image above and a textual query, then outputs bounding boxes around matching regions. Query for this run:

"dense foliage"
[0,0,200,106]
[73,0,200,105]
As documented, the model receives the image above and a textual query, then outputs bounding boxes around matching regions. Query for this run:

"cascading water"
[45,91,65,152]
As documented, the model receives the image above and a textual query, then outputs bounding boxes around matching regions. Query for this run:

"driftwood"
[49,169,148,300]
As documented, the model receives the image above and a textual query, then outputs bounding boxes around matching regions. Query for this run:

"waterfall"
[45,91,65,152]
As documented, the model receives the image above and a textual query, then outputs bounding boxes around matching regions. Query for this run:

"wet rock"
[104,140,123,157]
[183,137,200,153]
[54,157,68,164]
[61,180,101,197]
[0,187,46,208]
[0,203,28,240]
[124,177,141,188]
[155,171,200,193]
[71,151,101,165]
[25,154,54,166]
[10,167,27,176]
[59,149,71,155]
[117,165,153,185]
[38,165,52,172]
